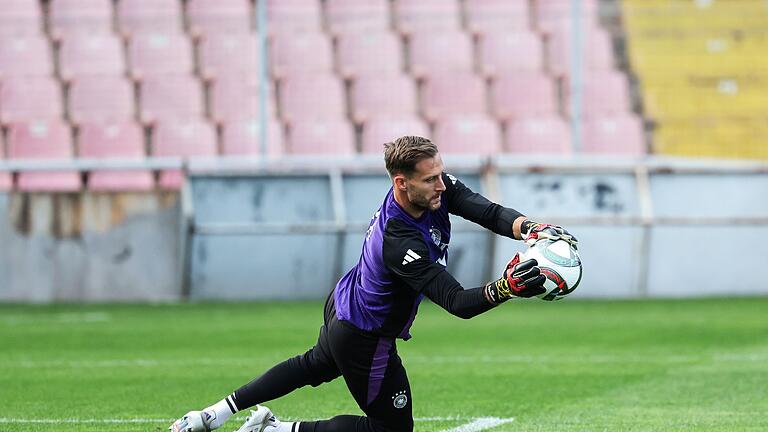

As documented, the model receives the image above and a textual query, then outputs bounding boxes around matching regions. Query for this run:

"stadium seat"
[564,70,632,118]
[49,0,113,40]
[434,115,502,154]
[270,32,334,79]
[504,116,572,154]
[267,0,323,35]
[221,119,285,156]
[0,77,63,125]
[7,121,82,192]
[197,34,260,81]
[350,75,418,125]
[361,117,431,153]
[421,73,488,123]
[582,114,646,155]
[152,120,217,189]
[287,119,356,155]
[533,0,598,36]
[78,122,154,191]
[128,32,194,80]
[478,32,544,77]
[0,35,54,78]
[209,75,277,124]
[186,0,252,38]
[0,0,43,36]
[409,31,474,79]
[58,33,125,81]
[464,0,530,34]
[326,0,390,35]
[393,0,461,35]
[68,76,135,125]
[490,73,558,122]
[117,0,182,36]
[279,75,346,124]
[336,32,404,79]
[546,27,615,76]
[139,75,204,124]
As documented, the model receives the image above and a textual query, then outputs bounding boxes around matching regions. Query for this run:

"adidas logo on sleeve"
[401,249,421,265]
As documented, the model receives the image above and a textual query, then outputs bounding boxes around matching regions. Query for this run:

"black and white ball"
[521,239,582,301]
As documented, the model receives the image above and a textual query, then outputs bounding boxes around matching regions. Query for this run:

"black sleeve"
[422,272,497,319]
[383,218,497,319]
[442,172,524,239]
[382,218,445,292]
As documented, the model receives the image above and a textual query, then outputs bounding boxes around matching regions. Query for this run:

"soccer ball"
[521,239,582,301]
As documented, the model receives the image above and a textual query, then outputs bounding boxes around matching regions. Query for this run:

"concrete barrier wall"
[2,159,767,302]
[0,192,181,302]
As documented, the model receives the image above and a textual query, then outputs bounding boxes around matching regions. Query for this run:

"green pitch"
[1,298,767,432]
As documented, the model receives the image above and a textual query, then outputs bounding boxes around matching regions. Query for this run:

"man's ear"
[393,174,408,191]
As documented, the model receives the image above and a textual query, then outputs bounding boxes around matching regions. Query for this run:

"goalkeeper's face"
[406,154,446,212]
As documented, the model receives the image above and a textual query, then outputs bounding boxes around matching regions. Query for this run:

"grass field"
[1,298,767,432]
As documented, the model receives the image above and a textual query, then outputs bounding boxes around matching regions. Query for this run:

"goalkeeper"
[170,136,577,432]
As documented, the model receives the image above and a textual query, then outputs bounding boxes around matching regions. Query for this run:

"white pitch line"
[438,417,515,432]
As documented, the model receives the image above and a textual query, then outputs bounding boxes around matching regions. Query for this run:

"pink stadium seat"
[187,0,252,37]
[128,32,194,80]
[49,0,113,40]
[198,34,260,81]
[326,0,390,35]
[221,119,285,156]
[0,77,63,125]
[361,117,431,153]
[464,0,530,34]
[533,0,598,36]
[152,120,217,189]
[393,0,461,35]
[209,76,277,124]
[0,35,53,78]
[565,70,631,118]
[547,27,615,76]
[336,32,404,79]
[78,122,154,191]
[490,73,558,122]
[504,116,572,154]
[117,0,182,36]
[288,120,356,155]
[267,0,322,35]
[270,32,333,79]
[409,31,474,79]
[478,32,544,77]
[434,115,502,154]
[68,76,135,124]
[0,0,43,36]
[421,73,488,122]
[351,75,418,124]
[8,121,82,191]
[582,114,646,155]
[279,75,346,124]
[139,75,204,124]
[58,33,125,81]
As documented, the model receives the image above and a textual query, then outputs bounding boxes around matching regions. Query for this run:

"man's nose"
[436,176,446,191]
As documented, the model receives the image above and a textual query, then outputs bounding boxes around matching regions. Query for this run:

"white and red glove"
[485,253,546,303]
[521,220,578,248]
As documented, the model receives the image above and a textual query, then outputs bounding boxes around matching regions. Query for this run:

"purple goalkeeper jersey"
[334,173,521,340]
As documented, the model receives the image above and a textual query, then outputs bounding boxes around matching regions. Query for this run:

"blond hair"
[383,136,438,177]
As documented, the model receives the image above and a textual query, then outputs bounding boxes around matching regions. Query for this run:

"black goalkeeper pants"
[232,298,414,432]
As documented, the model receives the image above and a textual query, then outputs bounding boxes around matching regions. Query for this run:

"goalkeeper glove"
[521,219,578,248]
[485,253,546,303]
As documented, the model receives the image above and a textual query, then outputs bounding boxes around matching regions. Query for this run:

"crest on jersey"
[429,227,442,247]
